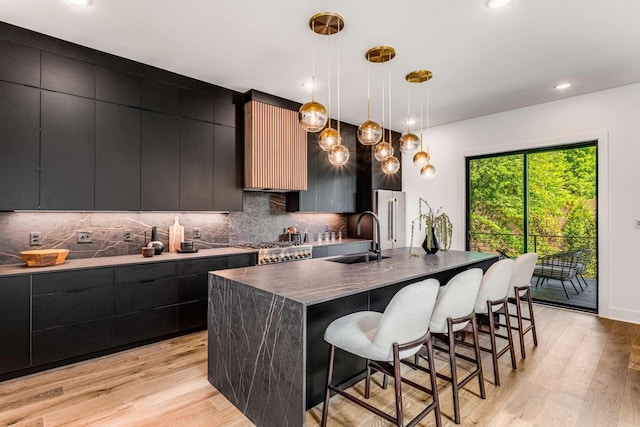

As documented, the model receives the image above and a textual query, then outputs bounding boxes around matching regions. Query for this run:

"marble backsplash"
[0,192,346,265]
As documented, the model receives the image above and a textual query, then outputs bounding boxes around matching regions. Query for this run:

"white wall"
[402,82,640,325]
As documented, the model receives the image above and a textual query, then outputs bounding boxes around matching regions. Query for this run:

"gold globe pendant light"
[421,162,437,179]
[408,70,433,168]
[357,51,383,145]
[329,144,349,165]
[399,77,421,155]
[299,13,344,133]
[382,155,400,174]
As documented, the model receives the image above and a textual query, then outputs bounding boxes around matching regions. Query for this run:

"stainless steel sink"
[326,253,390,264]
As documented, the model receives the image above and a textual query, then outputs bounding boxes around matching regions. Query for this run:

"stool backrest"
[429,268,483,333]
[372,278,440,351]
[474,258,514,313]
[508,252,538,298]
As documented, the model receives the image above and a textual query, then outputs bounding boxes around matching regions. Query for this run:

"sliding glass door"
[466,143,597,312]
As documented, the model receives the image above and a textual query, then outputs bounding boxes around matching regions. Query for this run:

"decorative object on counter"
[177,240,198,253]
[168,216,184,253]
[141,247,155,257]
[148,226,164,255]
[20,249,69,267]
[409,197,452,255]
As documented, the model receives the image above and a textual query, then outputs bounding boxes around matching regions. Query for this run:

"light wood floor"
[1,305,638,426]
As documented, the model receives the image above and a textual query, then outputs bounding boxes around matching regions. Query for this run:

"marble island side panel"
[208,274,305,427]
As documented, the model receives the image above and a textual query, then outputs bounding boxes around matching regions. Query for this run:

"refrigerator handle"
[388,199,393,241]
[390,198,397,242]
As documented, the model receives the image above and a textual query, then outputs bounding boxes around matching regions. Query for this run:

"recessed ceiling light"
[69,0,92,6]
[403,118,416,125]
[554,82,572,90]
[301,82,318,90]
[487,0,514,8]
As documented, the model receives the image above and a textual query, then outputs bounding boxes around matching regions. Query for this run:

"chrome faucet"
[356,210,382,262]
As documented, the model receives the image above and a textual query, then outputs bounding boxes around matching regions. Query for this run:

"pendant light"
[365,46,395,163]
[399,84,420,154]
[407,70,433,167]
[357,53,382,145]
[299,13,343,133]
[327,15,349,166]
[318,17,340,152]
[380,53,400,174]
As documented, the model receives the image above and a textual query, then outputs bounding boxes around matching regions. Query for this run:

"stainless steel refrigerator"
[373,189,406,250]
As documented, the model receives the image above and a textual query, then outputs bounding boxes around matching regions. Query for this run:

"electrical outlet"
[193,227,201,239]
[123,230,133,242]
[30,231,42,246]
[77,231,93,243]
[636,218,640,229]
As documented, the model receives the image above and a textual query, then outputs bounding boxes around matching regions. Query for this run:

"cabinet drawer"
[0,275,30,374]
[32,267,113,295]
[115,277,179,314]
[178,274,207,303]
[32,318,113,365]
[228,253,256,268]
[178,300,207,331]
[113,307,178,346]
[178,257,227,276]
[114,262,177,284]
[33,285,113,330]
[312,246,329,258]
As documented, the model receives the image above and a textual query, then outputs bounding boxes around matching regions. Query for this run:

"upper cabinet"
[0,23,244,212]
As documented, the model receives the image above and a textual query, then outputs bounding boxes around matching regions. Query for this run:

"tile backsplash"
[0,192,346,265]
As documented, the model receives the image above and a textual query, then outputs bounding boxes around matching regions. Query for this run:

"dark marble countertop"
[0,247,257,276]
[212,248,497,306]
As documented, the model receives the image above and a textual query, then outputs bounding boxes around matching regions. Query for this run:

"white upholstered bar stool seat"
[425,268,485,425]
[321,278,442,427]
[505,252,539,358]
[472,258,517,386]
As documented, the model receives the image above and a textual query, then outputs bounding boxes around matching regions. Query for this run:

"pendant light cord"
[388,51,392,144]
[337,19,341,136]
[419,82,424,151]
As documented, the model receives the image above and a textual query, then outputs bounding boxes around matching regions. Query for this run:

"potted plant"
[409,197,453,255]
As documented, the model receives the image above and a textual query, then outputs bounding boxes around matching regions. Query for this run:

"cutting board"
[168,217,184,253]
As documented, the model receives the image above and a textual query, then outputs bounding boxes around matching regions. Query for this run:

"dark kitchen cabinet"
[0,276,30,375]
[113,307,178,347]
[180,119,214,211]
[287,122,356,213]
[180,88,213,122]
[95,102,141,210]
[40,91,95,210]
[142,78,180,115]
[213,87,238,127]
[95,65,141,107]
[0,82,40,210]
[141,111,180,210]
[213,124,243,211]
[41,52,94,98]
[31,268,115,366]
[0,40,40,87]
[310,241,373,259]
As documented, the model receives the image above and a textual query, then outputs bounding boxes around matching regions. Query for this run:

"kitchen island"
[207,249,498,427]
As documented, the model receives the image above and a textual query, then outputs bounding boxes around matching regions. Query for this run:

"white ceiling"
[1,0,639,131]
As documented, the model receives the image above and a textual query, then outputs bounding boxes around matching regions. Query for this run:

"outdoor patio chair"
[533,250,581,299]
[576,248,594,288]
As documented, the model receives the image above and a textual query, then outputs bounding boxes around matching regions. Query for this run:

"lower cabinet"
[0,275,30,375]
[0,251,257,379]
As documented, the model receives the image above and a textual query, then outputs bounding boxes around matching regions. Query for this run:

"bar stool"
[321,278,442,427]
[424,268,485,424]
[472,258,517,386]
[506,252,539,358]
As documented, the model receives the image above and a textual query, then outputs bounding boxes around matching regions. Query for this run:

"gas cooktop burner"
[237,241,301,250]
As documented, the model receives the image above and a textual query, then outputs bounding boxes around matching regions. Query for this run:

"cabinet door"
[286,138,320,212]
[142,78,179,115]
[213,87,237,127]
[0,40,40,87]
[0,276,30,375]
[113,307,178,347]
[41,91,95,210]
[41,52,95,98]
[141,111,180,210]
[318,146,336,212]
[0,82,40,210]
[180,88,213,122]
[213,124,243,211]
[180,118,214,211]
[95,66,141,107]
[114,262,179,314]
[95,102,141,210]
[32,318,113,365]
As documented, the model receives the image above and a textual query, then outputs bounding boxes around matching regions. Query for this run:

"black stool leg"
[424,335,443,427]
[447,319,462,424]
[392,344,404,427]
[321,345,335,427]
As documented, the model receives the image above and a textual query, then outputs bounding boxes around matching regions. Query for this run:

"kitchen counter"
[0,247,256,276]
[207,248,498,427]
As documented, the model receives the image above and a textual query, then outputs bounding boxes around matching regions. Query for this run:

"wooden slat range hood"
[244,100,307,192]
